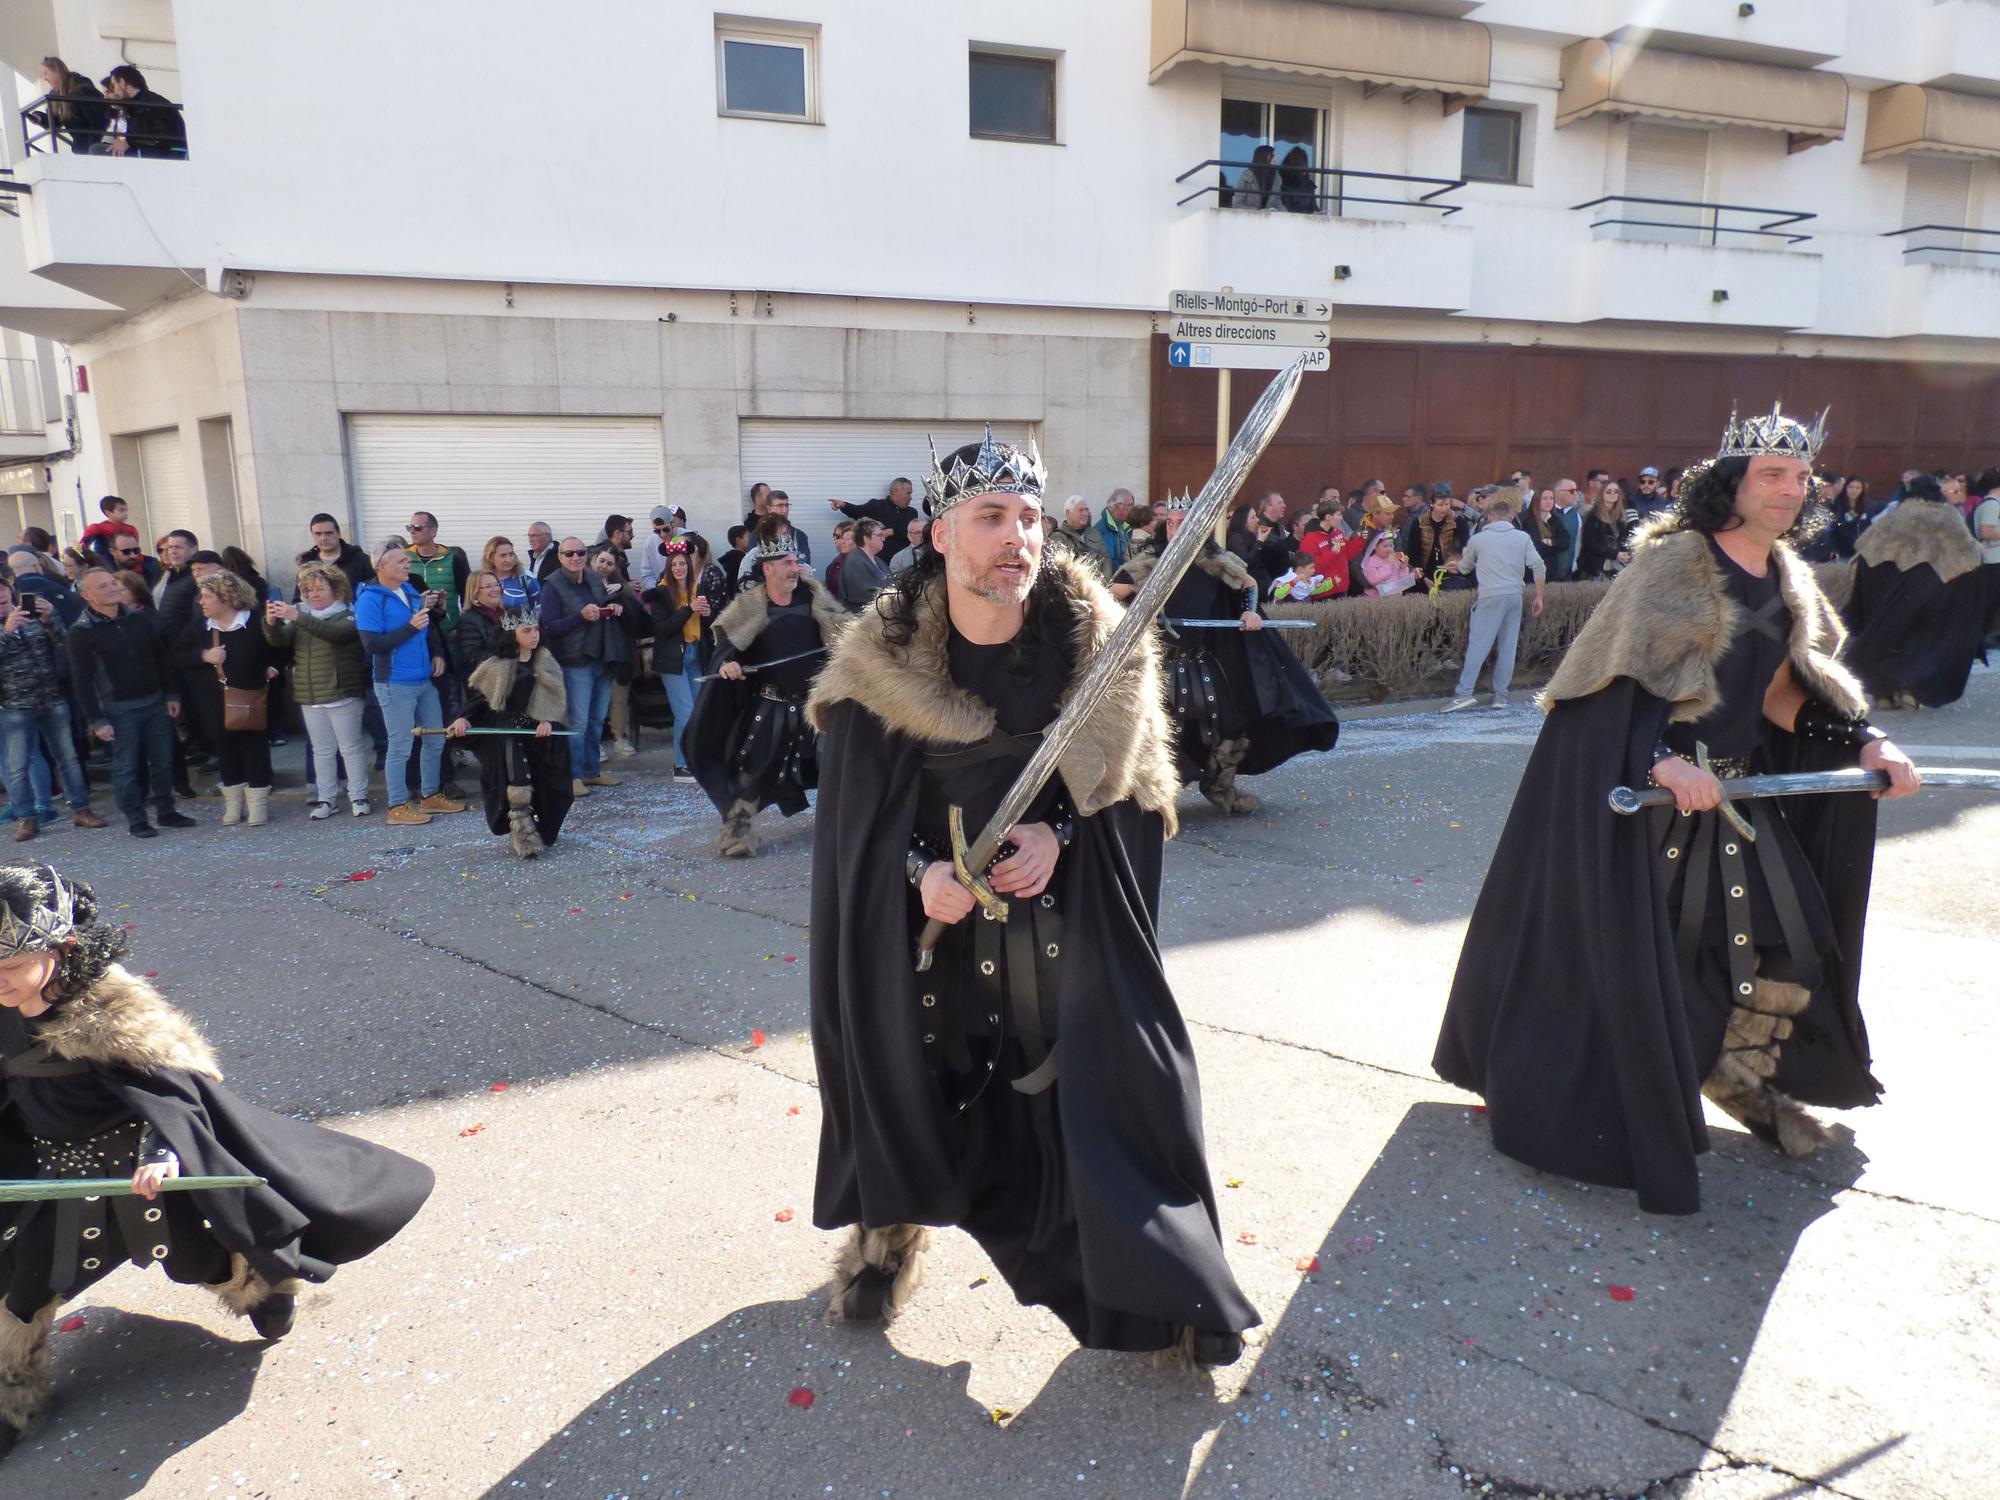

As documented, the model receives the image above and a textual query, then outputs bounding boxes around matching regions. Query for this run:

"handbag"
[213,627,269,732]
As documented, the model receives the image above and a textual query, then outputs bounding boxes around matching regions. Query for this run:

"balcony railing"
[1176,159,1465,218]
[1883,224,2000,267]
[1570,195,1815,246]
[0,358,47,436]
[19,91,186,158]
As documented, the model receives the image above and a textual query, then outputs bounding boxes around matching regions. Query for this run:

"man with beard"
[1433,406,1922,1215]
[683,518,847,856]
[805,431,1257,1366]
[1398,489,1469,591]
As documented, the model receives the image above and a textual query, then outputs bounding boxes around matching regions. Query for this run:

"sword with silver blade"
[1161,617,1312,630]
[914,355,1310,970]
[1608,766,2000,817]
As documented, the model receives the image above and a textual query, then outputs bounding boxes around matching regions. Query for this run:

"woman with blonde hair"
[182,570,281,826]
[29,56,108,153]
[456,569,510,678]
[480,536,540,611]
[264,561,373,819]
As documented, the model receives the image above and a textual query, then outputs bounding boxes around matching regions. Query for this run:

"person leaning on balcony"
[30,57,108,153]
[1278,147,1317,213]
[99,65,185,159]
[1233,145,1278,210]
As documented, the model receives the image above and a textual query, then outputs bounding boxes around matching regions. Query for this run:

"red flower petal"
[1236,1231,1258,1245]
[58,1315,85,1333]
[458,1122,486,1137]
[787,1386,815,1409]
[782,955,798,964]
[774,1208,794,1223]
[489,1082,510,1092]
[1607,1285,1636,1302]
[346,870,377,882]
[786,1105,802,1116]
[750,1029,767,1049]
[1295,1255,1321,1273]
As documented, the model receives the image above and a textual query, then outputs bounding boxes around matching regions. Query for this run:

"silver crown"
[0,868,77,959]
[1156,489,1193,516]
[500,606,541,633]
[756,530,799,561]
[1717,403,1828,465]
[924,426,1047,515]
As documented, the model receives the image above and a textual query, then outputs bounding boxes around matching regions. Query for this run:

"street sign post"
[1168,316,1328,349]
[1169,342,1329,373]
[1170,289,1332,322]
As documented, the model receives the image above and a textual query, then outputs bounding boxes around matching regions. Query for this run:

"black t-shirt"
[0,1008,134,1142]
[1667,540,1793,761]
[747,594,824,696]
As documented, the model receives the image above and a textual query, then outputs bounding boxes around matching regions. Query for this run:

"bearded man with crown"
[1432,405,1922,1216]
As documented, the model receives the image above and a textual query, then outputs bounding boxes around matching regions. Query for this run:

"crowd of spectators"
[31,57,187,158]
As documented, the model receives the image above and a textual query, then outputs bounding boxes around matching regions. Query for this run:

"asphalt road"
[7,663,1997,1500]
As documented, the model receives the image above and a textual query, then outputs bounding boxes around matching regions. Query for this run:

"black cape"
[1431,680,1879,1215]
[467,657,573,847]
[1842,558,1999,707]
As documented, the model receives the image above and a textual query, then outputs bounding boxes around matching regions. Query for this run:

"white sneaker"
[606,738,637,760]
[309,801,335,820]
[1490,694,1510,709]
[1443,695,1480,713]
[350,799,372,817]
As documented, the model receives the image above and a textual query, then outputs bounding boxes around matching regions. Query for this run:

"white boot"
[220,784,247,826]
[245,786,271,826]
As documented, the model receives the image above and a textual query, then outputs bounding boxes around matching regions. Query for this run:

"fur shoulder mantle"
[807,552,1180,827]
[1117,541,1251,592]
[468,648,566,724]
[1541,524,1866,722]
[713,574,849,655]
[35,964,223,1079]
[1854,500,1983,584]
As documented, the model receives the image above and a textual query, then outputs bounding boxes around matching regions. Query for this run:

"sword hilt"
[914,805,1009,971]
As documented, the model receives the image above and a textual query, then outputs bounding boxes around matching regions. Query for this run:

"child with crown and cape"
[1430,405,1923,1216]
[446,607,574,859]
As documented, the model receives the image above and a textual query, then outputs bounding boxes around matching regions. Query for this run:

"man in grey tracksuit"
[1444,487,1546,710]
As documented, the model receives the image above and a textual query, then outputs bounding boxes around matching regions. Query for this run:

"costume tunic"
[1,970,432,1321]
[1432,525,1881,1214]
[465,651,573,851]
[807,556,1258,1349]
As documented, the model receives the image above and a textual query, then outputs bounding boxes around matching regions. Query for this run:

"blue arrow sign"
[1168,342,1191,366]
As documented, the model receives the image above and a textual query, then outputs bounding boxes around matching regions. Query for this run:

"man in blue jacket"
[1093,489,1135,572]
[355,543,466,826]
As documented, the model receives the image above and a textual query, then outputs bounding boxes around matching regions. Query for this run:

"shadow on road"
[7,1307,266,1494]
[480,1295,1232,1500]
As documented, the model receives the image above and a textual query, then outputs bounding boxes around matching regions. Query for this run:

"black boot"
[248,1292,296,1341]
[1177,1326,1245,1369]
[839,1265,897,1322]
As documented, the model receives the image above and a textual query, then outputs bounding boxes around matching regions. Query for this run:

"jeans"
[105,695,178,825]
[373,679,442,805]
[1,705,88,816]
[661,641,701,767]
[302,697,372,803]
[1457,591,1524,698]
[562,661,610,778]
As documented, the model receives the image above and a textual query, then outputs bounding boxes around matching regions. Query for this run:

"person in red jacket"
[78,496,140,567]
[1296,508,1370,597]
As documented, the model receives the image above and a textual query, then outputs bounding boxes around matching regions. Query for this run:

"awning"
[1151,0,1490,105]
[1863,83,2000,163]
[1557,38,1847,151]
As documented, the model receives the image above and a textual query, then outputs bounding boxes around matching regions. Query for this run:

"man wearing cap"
[1633,466,1670,518]
[682,516,847,857]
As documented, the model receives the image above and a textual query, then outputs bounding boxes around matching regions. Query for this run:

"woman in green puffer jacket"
[262,561,374,819]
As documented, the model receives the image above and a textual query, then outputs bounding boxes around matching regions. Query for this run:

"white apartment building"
[0,0,1997,575]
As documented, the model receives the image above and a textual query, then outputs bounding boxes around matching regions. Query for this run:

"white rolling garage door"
[737,420,1035,563]
[135,427,192,541]
[346,415,665,556]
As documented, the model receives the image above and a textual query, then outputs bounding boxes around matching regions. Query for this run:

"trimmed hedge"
[1269,560,1858,702]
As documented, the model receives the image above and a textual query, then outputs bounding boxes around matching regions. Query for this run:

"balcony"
[1883,225,2000,339]
[1169,161,1474,315]
[1571,236,1822,330]
[1598,0,1847,68]
[8,149,203,318]
[0,180,125,341]
[1919,0,2000,95]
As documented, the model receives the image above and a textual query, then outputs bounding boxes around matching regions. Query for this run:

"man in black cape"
[0,864,432,1454]
[1433,406,1922,1216]
[1111,499,1338,815]
[1841,473,2000,708]
[806,432,1257,1365]
[682,518,848,857]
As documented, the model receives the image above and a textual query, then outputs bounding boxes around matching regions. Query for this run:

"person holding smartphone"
[0,581,107,840]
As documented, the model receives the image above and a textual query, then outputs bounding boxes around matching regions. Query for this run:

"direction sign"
[1168,316,1328,349]
[1170,289,1333,323]
[1168,342,1329,373]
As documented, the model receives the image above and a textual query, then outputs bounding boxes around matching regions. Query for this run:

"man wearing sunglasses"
[540,537,621,795]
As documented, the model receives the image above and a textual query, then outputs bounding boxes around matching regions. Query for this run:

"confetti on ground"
[143,971,157,978]
[458,1123,486,1138]
[489,1082,510,1092]
[1237,1231,1258,1245]
[1225,1177,1244,1188]
[787,1105,802,1116]
[568,906,584,914]
[621,891,634,899]
[750,1029,768,1049]
[1347,1235,1376,1255]
[271,881,286,889]
[782,954,799,963]
[1295,1255,1321,1273]
[787,1387,815,1409]
[58,1315,85,1333]
[989,1408,1014,1426]
[774,1208,794,1223]
[345,870,377,882]
[1607,1285,1636,1302]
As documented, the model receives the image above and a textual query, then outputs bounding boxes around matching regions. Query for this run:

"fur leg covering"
[715,798,761,859]
[505,783,544,860]
[1199,737,1260,816]
[1702,978,1830,1157]
[209,1253,305,1319]
[828,1224,931,1324]
[0,1297,59,1448]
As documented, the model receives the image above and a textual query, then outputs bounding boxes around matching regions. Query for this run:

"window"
[1460,107,1522,185]
[1219,97,1325,213]
[1620,121,1709,244]
[969,49,1056,143]
[716,18,819,122]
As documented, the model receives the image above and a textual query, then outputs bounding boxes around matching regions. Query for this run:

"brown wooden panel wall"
[1146,337,2000,504]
